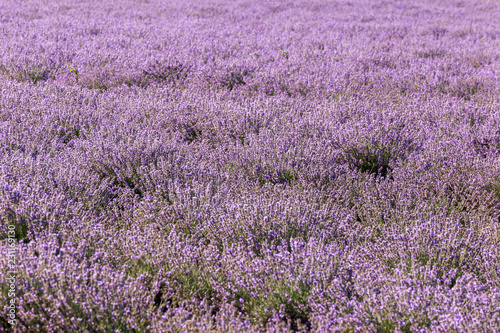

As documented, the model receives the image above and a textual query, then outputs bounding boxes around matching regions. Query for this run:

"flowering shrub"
[1,0,500,331]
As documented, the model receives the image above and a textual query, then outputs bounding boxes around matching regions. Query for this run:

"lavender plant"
[1,0,500,332]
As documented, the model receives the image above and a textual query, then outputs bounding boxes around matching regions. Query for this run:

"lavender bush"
[1,0,500,331]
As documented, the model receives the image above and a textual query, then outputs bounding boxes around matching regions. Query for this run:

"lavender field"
[1,0,500,331]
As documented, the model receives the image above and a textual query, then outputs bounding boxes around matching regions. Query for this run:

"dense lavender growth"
[1,0,500,331]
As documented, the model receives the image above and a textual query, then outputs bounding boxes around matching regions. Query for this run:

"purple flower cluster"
[1,0,500,331]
